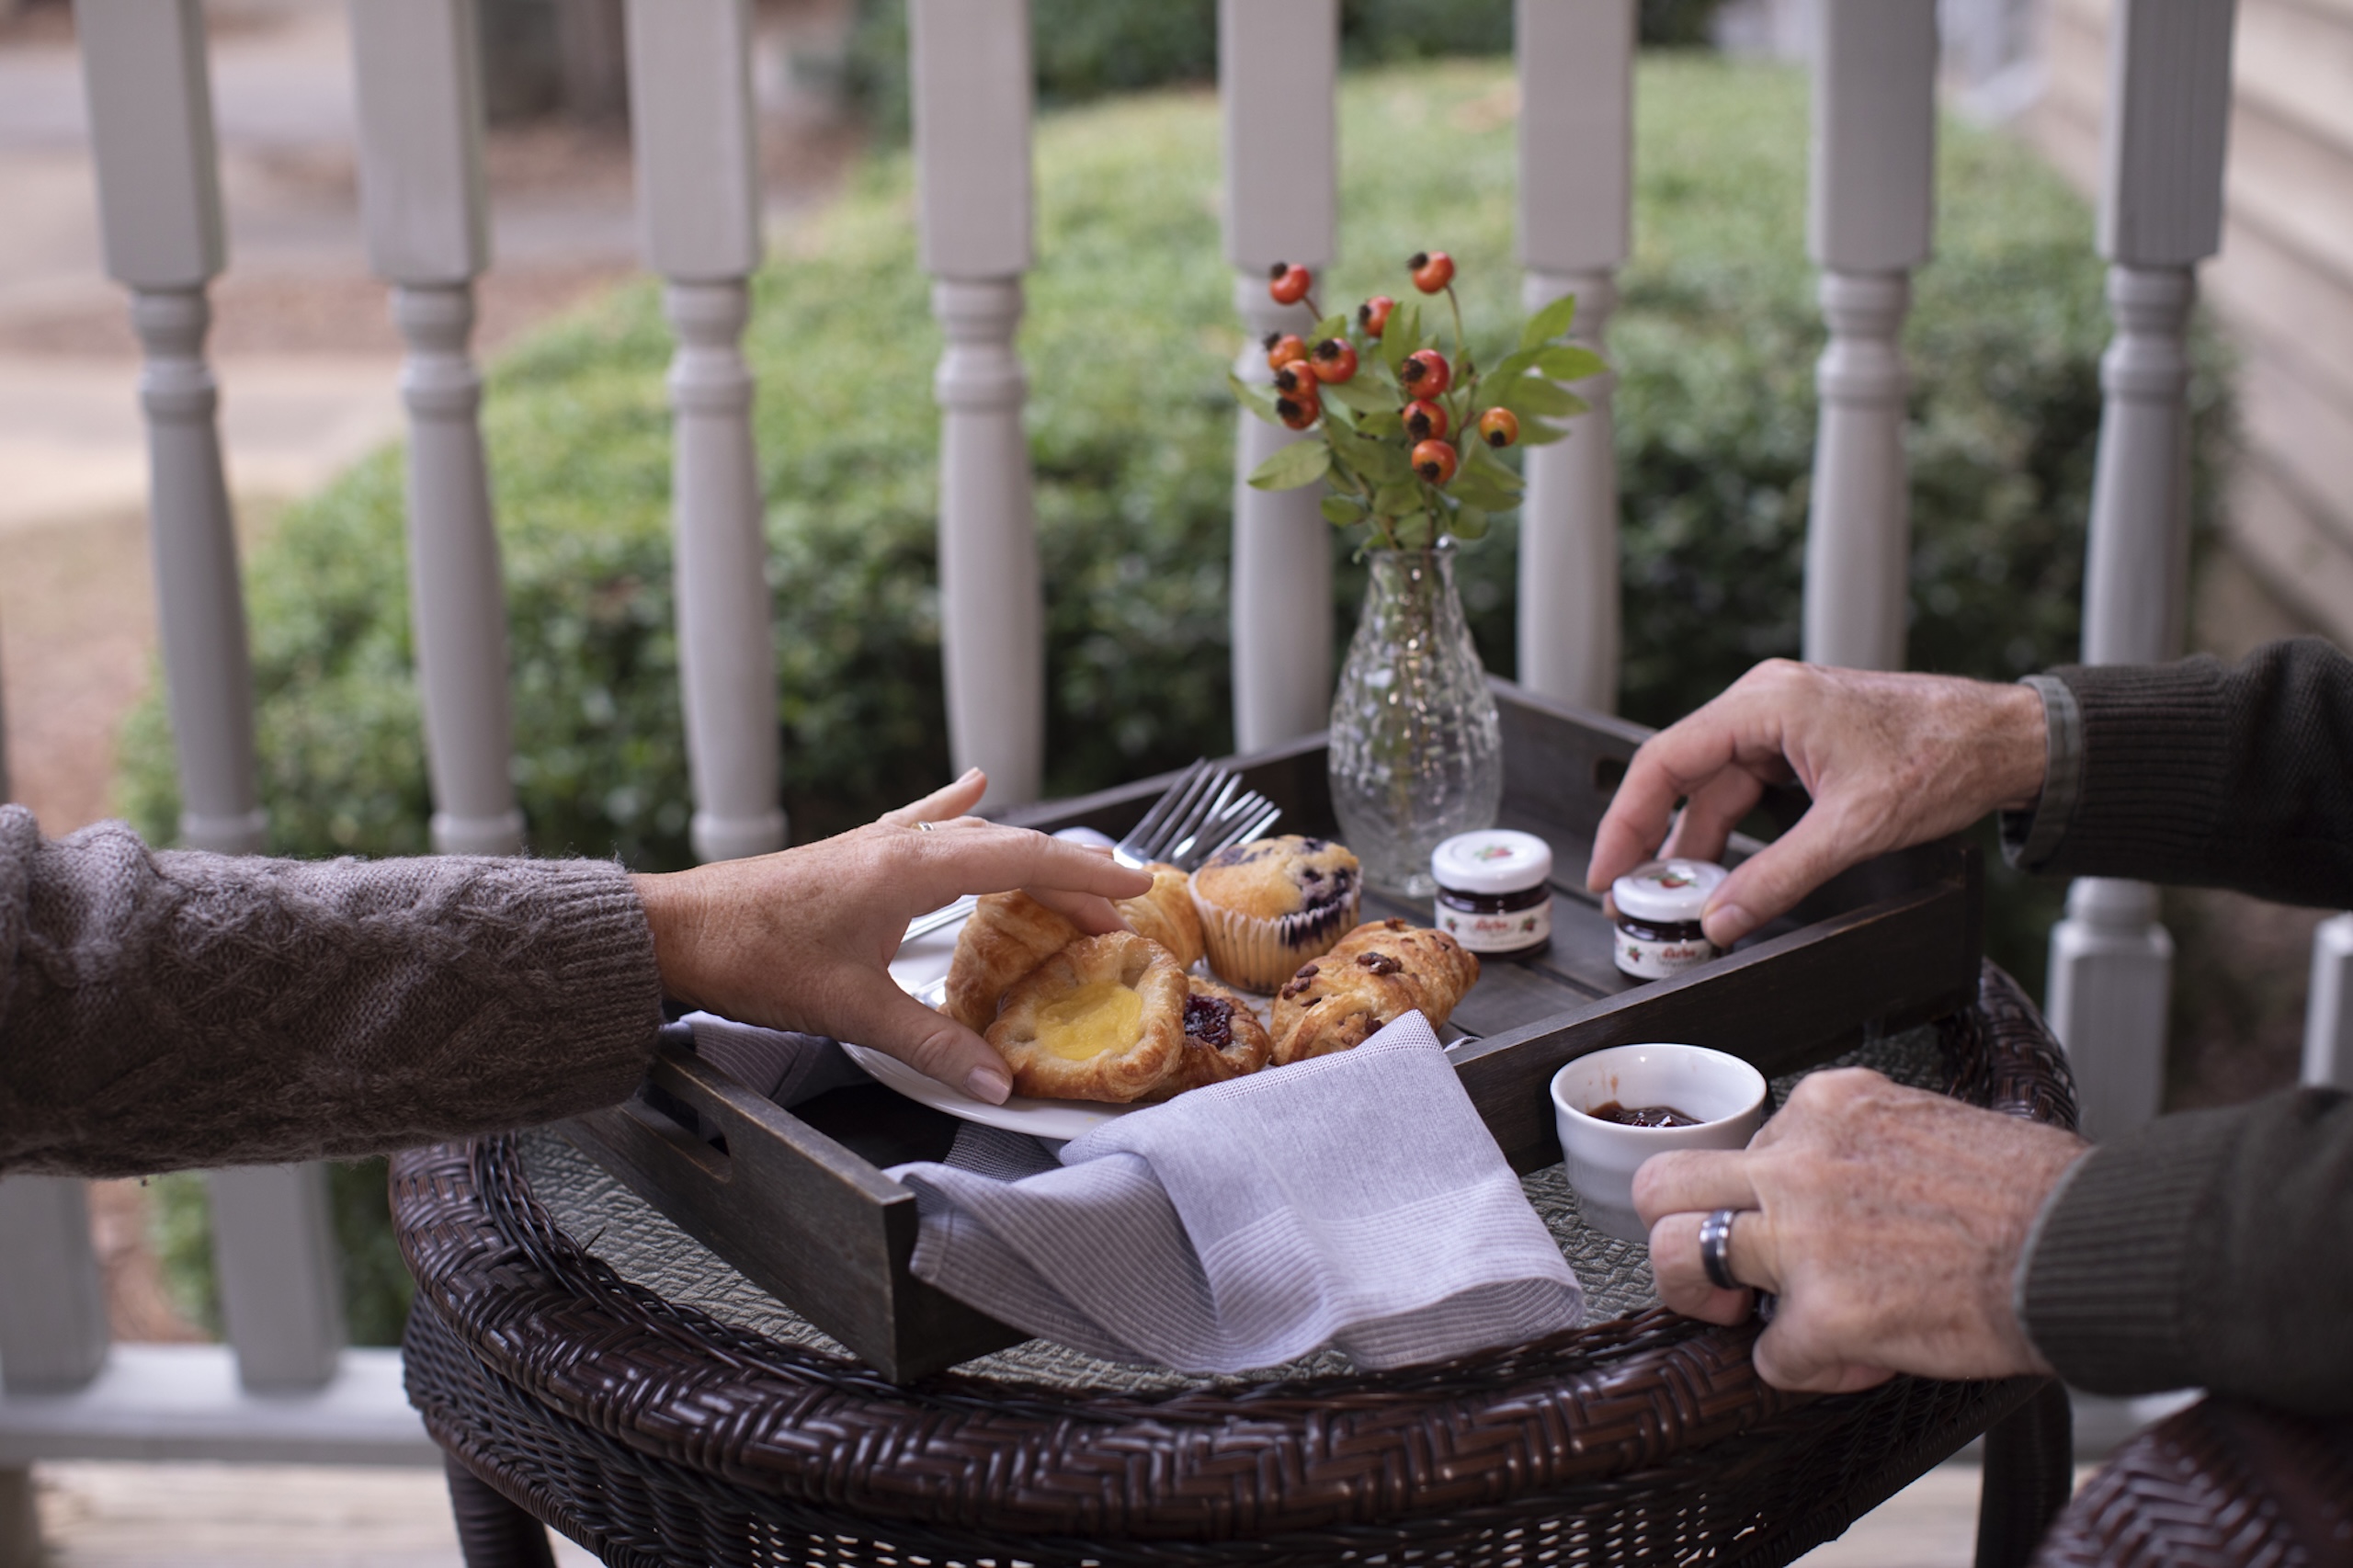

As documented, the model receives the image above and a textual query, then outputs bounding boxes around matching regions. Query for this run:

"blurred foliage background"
[119,55,2234,1341]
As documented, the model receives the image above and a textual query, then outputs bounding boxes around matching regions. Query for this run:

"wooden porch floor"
[27,1457,2089,1566]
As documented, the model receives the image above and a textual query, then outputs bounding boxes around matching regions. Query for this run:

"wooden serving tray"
[563,678,1981,1381]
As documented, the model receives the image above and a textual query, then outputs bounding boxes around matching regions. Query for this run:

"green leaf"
[1321,396,1358,433]
[1372,480,1420,517]
[1449,506,1491,542]
[1487,347,1540,382]
[1463,435,1520,482]
[1536,346,1608,382]
[1356,408,1404,438]
[1518,293,1577,351]
[1247,440,1331,491]
[1311,312,1348,345]
[1449,473,1517,512]
[1500,375,1581,417]
[1393,508,1436,549]
[1381,301,1423,373]
[1321,494,1367,527]
[1228,369,1284,426]
[1339,428,1413,483]
[1517,418,1570,447]
[1322,375,1396,415]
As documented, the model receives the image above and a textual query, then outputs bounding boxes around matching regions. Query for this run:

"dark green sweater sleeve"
[2007,637,2353,903]
[2020,1086,2353,1414]
[2004,637,2353,1410]
[0,806,665,1178]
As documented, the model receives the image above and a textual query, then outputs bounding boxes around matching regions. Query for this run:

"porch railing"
[6,0,2334,1532]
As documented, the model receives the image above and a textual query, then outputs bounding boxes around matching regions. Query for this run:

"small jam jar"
[1609,858,1726,980]
[1431,830,1553,960]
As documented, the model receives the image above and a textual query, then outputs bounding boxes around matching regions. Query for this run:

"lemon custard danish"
[984,932,1189,1103]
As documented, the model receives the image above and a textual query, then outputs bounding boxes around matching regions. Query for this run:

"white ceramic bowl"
[1549,1044,1768,1242]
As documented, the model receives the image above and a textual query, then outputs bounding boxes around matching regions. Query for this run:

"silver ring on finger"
[915,820,940,833]
[1699,1207,1745,1292]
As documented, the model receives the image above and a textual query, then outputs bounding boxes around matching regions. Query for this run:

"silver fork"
[901,759,1281,940]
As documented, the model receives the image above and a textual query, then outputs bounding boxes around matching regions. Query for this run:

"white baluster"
[2047,0,2236,1142]
[0,1176,109,1394]
[912,0,1044,806]
[1800,0,1938,675]
[625,0,787,861]
[2303,915,2353,1091]
[207,1164,346,1392]
[1515,0,1633,714]
[1222,0,1338,752]
[351,0,525,858]
[77,0,264,855]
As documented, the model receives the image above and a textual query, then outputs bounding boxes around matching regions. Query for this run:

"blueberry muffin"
[1187,835,1363,991]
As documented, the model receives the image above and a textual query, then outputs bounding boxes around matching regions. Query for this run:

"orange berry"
[1412,439,1458,484]
[1479,407,1520,448]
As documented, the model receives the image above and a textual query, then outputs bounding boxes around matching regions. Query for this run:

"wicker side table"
[394,962,2079,1568]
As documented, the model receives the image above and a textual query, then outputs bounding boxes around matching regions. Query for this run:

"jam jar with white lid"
[1431,830,1553,960]
[1609,858,1726,980]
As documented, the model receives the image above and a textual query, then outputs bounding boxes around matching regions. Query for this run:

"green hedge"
[120,58,2229,1340]
[845,0,1724,139]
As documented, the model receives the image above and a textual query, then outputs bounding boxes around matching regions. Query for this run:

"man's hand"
[1585,661,2049,947]
[631,769,1153,1105]
[1637,1069,2088,1392]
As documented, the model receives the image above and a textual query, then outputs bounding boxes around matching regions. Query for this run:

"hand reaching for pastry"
[631,769,1153,1103]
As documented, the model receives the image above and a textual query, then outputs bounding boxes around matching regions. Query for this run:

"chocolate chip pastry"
[1269,918,1481,1064]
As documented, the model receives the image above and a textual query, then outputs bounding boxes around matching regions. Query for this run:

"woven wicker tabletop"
[394,961,2079,1568]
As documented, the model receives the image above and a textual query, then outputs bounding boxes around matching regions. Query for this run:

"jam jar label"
[1615,930,1717,980]
[1438,899,1552,954]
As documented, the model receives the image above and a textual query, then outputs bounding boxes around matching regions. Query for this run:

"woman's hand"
[631,769,1152,1103]
[1636,1068,2088,1392]
[1585,661,2049,947]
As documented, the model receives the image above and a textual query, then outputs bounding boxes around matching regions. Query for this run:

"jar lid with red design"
[1431,829,1552,896]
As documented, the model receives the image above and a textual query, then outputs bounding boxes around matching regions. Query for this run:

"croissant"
[1269,918,1481,1065]
[943,890,1079,1033]
[986,932,1189,1103]
[1141,977,1274,1099]
[942,862,1200,1032]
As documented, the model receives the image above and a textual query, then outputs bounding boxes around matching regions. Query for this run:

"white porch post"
[626,0,788,861]
[1514,0,1633,714]
[1800,0,1938,674]
[350,0,525,858]
[1222,0,1338,752]
[2046,0,2235,1142]
[912,0,1044,806]
[0,1176,106,1564]
[0,1179,108,1396]
[78,0,352,1403]
[2304,915,2353,1090]
[76,0,264,856]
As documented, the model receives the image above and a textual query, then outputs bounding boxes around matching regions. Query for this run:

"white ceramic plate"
[839,1034,1140,1142]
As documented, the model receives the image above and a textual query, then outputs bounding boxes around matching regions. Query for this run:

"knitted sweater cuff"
[2016,1109,2235,1395]
[514,859,667,1106]
[2000,675,2081,873]
[2031,660,2232,881]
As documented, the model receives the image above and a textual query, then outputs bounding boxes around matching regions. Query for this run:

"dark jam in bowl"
[1183,994,1235,1051]
[1585,1100,1704,1129]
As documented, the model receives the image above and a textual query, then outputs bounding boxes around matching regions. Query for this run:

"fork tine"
[1116,758,1208,859]
[1180,801,1282,871]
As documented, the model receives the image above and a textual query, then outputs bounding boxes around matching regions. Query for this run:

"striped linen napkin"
[886,1011,1584,1373]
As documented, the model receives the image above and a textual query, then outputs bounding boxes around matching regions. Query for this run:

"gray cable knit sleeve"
[0,806,665,1177]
